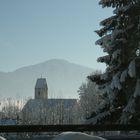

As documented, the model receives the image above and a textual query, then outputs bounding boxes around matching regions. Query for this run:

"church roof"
[22,98,77,113]
[21,98,78,124]
[35,78,48,89]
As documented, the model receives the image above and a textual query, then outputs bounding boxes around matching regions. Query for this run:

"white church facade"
[21,78,78,125]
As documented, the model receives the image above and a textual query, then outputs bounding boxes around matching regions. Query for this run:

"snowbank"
[0,136,6,140]
[52,132,106,140]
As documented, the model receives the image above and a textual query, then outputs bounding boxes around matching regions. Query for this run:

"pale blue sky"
[0,0,112,72]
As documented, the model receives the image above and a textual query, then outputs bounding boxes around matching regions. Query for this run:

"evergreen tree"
[87,0,140,124]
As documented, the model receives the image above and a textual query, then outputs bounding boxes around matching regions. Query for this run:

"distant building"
[35,78,48,99]
[21,78,78,125]
[0,118,16,125]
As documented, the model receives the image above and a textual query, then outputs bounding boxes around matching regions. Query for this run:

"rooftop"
[35,78,48,89]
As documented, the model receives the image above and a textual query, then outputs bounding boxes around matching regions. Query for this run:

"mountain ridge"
[0,59,94,98]
[11,59,93,73]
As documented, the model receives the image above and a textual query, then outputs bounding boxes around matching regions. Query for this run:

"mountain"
[0,59,94,99]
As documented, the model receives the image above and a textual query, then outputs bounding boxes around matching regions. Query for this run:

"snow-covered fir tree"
[87,0,140,124]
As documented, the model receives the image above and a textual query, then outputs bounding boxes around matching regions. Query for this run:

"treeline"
[0,97,30,123]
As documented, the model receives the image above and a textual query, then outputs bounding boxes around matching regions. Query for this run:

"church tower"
[35,78,48,99]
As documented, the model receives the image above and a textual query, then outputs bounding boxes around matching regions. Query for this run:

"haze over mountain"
[0,59,94,99]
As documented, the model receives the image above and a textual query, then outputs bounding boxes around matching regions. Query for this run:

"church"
[21,78,78,125]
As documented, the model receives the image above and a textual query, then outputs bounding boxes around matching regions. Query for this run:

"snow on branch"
[112,49,121,59]
[111,29,125,41]
[100,73,108,80]
[100,16,116,26]
[128,59,136,78]
[88,74,107,85]
[120,113,130,124]
[120,69,128,83]
[116,38,127,44]
[95,99,110,114]
[87,75,100,82]
[113,4,132,15]
[97,55,111,64]
[98,75,113,95]
[99,0,117,8]
[120,97,137,124]
[111,72,122,90]
[123,98,135,113]
[95,29,104,37]
[103,43,113,53]
[85,110,111,124]
[95,26,113,37]
[106,85,112,94]
[99,0,131,8]
[95,16,117,37]
[133,79,140,97]
[95,34,111,46]
[107,89,115,101]
[113,3,139,16]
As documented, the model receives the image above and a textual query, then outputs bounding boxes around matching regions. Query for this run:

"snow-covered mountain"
[0,59,93,98]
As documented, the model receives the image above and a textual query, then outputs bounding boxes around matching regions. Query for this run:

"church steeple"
[35,78,48,99]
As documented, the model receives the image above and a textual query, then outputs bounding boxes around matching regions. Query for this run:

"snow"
[111,30,125,41]
[108,90,115,102]
[136,48,140,57]
[22,99,77,124]
[85,110,110,125]
[97,100,109,113]
[93,0,140,125]
[52,132,106,140]
[120,69,128,83]
[120,113,129,124]
[113,4,132,15]
[110,72,122,90]
[95,31,115,53]
[112,49,121,59]
[97,55,110,64]
[133,79,140,97]
[123,99,135,113]
[116,38,127,44]
[100,16,115,26]
[0,136,6,140]
[95,35,111,46]
[100,73,108,80]
[128,60,136,78]
[84,98,111,124]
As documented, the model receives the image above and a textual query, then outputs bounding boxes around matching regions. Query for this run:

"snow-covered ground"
[52,132,106,140]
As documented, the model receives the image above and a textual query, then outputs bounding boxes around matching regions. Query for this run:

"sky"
[0,0,113,72]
